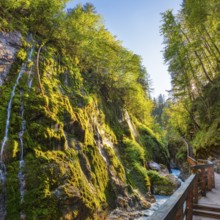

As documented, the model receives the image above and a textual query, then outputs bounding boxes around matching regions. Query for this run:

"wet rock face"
[0,31,22,86]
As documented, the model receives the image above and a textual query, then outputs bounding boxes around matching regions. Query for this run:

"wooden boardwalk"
[147,159,220,220]
[193,172,220,220]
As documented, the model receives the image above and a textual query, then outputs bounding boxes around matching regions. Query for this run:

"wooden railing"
[148,163,215,220]
[197,159,220,173]
[191,163,215,196]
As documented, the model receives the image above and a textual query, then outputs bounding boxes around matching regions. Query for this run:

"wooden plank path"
[193,172,220,220]
[148,162,220,220]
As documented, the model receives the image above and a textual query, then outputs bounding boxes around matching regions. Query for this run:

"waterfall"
[95,129,108,163]
[0,46,34,219]
[0,63,25,161]
[27,66,33,89]
[0,58,25,220]
[124,110,138,138]
[28,77,33,89]
[18,94,26,201]
[18,94,26,219]
[0,46,34,161]
[27,47,34,89]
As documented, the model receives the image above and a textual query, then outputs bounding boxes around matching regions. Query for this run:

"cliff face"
[0,31,22,86]
[0,32,172,219]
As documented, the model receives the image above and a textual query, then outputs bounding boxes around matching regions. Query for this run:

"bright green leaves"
[161,0,220,156]
[0,0,68,34]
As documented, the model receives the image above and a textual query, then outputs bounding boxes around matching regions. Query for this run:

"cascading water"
[18,94,26,219]
[27,48,34,89]
[0,46,34,162]
[0,62,26,220]
[27,67,33,89]
[18,93,26,202]
[95,130,108,163]
[0,46,34,219]
[0,63,26,161]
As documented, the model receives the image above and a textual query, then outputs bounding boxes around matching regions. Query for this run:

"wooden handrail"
[148,163,215,220]
[148,174,197,220]
[187,156,198,166]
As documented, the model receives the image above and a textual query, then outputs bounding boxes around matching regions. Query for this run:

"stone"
[147,161,161,171]
[159,164,170,175]
[106,208,145,220]
[145,192,156,203]
[0,31,22,86]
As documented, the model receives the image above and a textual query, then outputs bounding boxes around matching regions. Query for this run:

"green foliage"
[136,122,169,166]
[161,0,220,157]
[163,99,190,137]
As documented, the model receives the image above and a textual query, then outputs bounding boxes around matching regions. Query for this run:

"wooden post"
[211,165,215,188]
[207,166,213,190]
[186,186,193,220]
[176,205,183,220]
[193,174,198,204]
[201,168,206,196]
[217,161,220,173]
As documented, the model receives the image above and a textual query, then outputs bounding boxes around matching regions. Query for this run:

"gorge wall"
[0,31,174,219]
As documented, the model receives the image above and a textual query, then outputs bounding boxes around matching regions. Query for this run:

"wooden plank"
[193,210,220,219]
[192,164,214,169]
[193,204,220,212]
[207,167,212,190]
[187,156,198,166]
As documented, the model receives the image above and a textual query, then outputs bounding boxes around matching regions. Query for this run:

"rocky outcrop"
[151,173,181,195]
[147,164,181,196]
[0,31,22,86]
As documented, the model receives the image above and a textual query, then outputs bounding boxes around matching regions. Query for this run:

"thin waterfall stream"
[18,92,25,198]
[0,46,34,219]
[18,92,26,219]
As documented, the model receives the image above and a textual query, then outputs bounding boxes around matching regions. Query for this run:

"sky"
[66,0,182,97]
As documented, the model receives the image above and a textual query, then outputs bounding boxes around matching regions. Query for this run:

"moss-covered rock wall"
[0,32,172,219]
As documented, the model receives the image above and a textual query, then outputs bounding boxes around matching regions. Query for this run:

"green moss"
[126,163,150,194]
[147,170,175,195]
[16,48,27,61]
[103,145,126,182]
[122,137,145,166]
[5,161,20,220]
[137,123,169,166]
[4,140,19,161]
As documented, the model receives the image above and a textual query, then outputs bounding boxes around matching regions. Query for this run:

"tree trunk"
[181,30,214,84]
[204,27,220,57]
